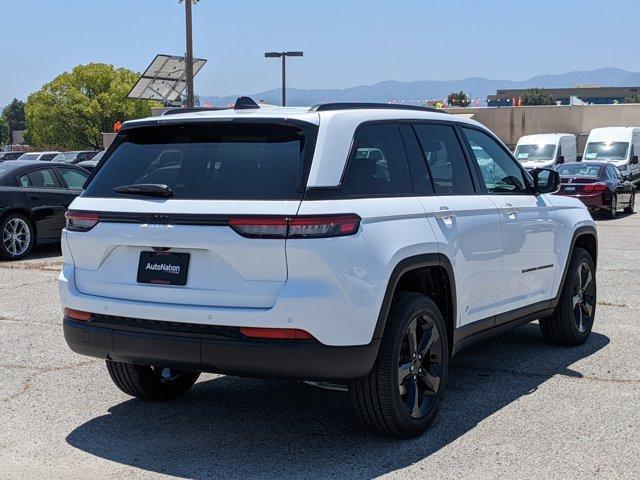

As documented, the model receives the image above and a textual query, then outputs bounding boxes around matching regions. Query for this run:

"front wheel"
[349,292,449,438]
[539,247,596,346]
[606,194,617,219]
[106,360,200,401]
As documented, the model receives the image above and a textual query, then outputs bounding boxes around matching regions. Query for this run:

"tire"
[0,213,34,260]
[539,247,596,346]
[106,360,200,401]
[349,292,449,438]
[624,191,635,214]
[606,194,617,219]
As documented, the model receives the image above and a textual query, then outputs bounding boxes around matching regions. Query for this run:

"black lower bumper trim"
[63,317,379,381]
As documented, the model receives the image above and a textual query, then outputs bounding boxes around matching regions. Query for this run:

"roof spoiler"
[234,96,260,110]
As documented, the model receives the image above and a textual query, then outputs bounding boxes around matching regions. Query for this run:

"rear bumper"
[556,192,610,210]
[63,316,379,381]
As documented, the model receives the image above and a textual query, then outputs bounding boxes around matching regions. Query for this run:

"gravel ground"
[1,214,639,479]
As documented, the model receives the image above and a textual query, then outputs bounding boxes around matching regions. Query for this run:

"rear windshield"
[83,122,316,200]
[556,165,602,178]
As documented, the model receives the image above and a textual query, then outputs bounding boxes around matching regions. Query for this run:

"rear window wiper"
[113,184,174,198]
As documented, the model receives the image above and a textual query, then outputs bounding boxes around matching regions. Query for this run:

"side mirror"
[631,155,639,165]
[557,155,565,164]
[532,168,561,194]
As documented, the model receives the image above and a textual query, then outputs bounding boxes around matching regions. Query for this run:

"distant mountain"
[200,68,640,107]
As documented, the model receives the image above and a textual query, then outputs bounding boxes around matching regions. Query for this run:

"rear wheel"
[106,360,200,401]
[349,292,449,438]
[606,194,617,219]
[0,213,34,260]
[624,191,635,213]
[540,247,596,346]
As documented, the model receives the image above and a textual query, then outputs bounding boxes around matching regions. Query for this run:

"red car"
[555,162,635,218]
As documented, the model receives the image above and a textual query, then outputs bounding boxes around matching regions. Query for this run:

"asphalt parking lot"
[1,214,639,480]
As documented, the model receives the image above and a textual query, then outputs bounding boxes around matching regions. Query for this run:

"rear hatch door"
[66,120,317,309]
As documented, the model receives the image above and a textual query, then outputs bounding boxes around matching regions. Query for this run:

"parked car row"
[0,150,103,164]
[515,127,640,185]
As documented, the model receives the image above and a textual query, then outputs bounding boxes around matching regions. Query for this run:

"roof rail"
[162,106,229,116]
[308,103,445,113]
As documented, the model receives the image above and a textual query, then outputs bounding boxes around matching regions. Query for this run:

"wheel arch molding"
[551,225,598,309]
[372,253,456,350]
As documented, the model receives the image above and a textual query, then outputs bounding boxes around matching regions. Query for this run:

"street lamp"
[264,51,303,106]
[180,0,198,107]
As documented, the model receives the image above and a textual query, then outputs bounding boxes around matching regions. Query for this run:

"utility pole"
[184,0,195,107]
[264,51,304,106]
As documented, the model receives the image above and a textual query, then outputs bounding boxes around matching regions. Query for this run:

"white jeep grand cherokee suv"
[60,101,597,438]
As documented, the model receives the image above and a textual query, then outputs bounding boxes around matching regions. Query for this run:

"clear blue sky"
[1,0,639,106]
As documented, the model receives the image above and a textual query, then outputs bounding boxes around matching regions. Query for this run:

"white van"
[514,133,577,170]
[583,127,640,184]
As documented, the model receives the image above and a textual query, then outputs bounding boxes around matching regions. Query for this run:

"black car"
[554,162,636,218]
[0,152,26,161]
[75,151,105,171]
[0,161,90,259]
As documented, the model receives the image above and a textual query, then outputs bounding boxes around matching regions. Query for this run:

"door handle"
[434,206,456,225]
[500,203,518,218]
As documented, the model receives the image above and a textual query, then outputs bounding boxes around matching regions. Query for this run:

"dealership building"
[487,86,640,107]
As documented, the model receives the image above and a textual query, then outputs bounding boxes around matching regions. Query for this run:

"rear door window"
[340,123,412,196]
[58,167,90,190]
[27,168,60,188]
[83,123,316,200]
[413,124,475,195]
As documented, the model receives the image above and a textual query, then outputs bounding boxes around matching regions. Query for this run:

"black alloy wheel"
[397,313,444,419]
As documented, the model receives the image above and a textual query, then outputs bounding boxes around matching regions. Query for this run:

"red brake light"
[582,183,607,194]
[65,211,100,232]
[228,214,360,239]
[64,308,92,321]
[240,327,315,340]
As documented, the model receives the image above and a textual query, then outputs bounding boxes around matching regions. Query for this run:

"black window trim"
[407,119,482,196]
[456,123,535,195]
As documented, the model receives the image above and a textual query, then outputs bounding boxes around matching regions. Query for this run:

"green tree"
[447,91,470,107]
[624,93,640,104]
[0,116,9,147]
[24,63,157,149]
[522,88,556,106]
[2,98,26,143]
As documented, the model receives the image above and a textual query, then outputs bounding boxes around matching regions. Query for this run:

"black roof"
[309,102,445,113]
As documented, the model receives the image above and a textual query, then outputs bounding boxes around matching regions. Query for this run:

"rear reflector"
[65,211,100,232]
[239,327,315,340]
[229,214,360,239]
[64,308,92,321]
[582,183,607,194]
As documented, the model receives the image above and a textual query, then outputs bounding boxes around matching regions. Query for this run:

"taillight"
[582,183,607,194]
[228,214,360,239]
[65,211,100,232]
[239,327,315,340]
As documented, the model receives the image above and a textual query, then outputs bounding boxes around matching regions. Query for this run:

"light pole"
[264,51,303,106]
[181,0,197,107]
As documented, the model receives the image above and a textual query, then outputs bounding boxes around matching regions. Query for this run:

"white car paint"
[583,127,640,183]
[59,106,595,347]
[515,133,577,170]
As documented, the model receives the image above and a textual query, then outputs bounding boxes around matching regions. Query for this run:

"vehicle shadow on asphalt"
[66,323,609,479]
